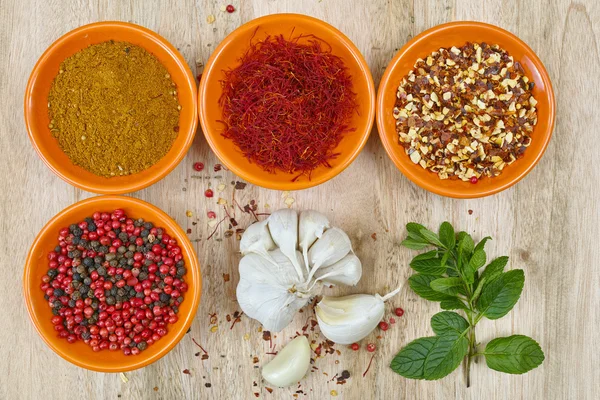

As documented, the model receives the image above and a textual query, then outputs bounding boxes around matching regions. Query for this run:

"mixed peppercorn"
[40,209,187,355]
[394,42,538,181]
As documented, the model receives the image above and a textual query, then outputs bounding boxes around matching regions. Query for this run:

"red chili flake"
[174,126,180,133]
[201,354,209,360]
[224,230,234,238]
[219,33,357,180]
[204,189,214,198]
[371,232,377,241]
[214,164,222,172]
[186,228,192,234]
[183,369,191,375]
[234,181,247,190]
[193,162,204,171]
[266,388,273,394]
[207,211,216,219]
[226,4,235,13]
[254,393,260,398]
[226,314,232,322]
[379,321,389,331]
[468,209,474,215]
[470,176,479,184]
[395,307,405,317]
[223,273,230,282]
[366,343,376,352]
[253,356,259,364]
[192,338,208,354]
[314,345,322,356]
[153,387,159,391]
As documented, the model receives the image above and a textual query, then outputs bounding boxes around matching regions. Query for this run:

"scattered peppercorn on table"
[1,1,599,400]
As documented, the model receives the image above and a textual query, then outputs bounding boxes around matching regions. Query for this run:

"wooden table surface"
[1,0,598,399]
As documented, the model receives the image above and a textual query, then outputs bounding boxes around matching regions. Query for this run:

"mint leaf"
[401,238,429,250]
[409,274,455,302]
[410,258,447,275]
[412,250,439,261]
[477,270,525,319]
[419,228,445,248]
[469,249,487,271]
[440,298,468,311]
[484,335,544,374]
[458,234,474,255]
[423,334,469,380]
[471,276,487,304]
[431,312,469,336]
[391,337,437,379]
[430,277,463,296]
[406,222,427,236]
[439,222,455,249]
[474,236,492,253]
[480,256,509,284]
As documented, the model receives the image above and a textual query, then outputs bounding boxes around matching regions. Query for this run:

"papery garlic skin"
[313,254,362,286]
[315,294,385,345]
[262,336,311,388]
[299,210,330,270]
[237,250,312,332]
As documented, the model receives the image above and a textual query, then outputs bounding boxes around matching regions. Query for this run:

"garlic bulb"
[237,209,360,332]
[262,335,311,387]
[315,289,400,345]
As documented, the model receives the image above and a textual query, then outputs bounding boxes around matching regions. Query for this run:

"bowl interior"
[24,196,201,372]
[200,14,375,190]
[25,22,198,194]
[377,22,555,198]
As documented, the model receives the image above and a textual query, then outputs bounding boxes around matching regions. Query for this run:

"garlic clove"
[313,254,362,286]
[262,336,311,387]
[268,209,304,280]
[240,219,275,257]
[298,210,330,270]
[306,227,352,281]
[315,294,385,344]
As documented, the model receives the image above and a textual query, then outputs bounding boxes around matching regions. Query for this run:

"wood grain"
[0,0,598,399]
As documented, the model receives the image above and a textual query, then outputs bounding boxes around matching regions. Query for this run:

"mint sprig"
[392,222,544,386]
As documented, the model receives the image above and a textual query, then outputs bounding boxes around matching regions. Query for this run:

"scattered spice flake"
[230,311,243,329]
[153,387,159,391]
[331,390,338,396]
[209,313,218,325]
[219,4,226,12]
[207,211,216,219]
[217,197,227,205]
[119,373,129,383]
[223,273,230,282]
[205,188,214,198]
[235,181,247,190]
[195,352,200,357]
[264,203,270,208]
[468,209,474,215]
[205,383,212,388]
[371,232,377,241]
[253,356,259,364]
[207,216,227,240]
[266,387,273,394]
[226,314,232,322]
[186,228,192,234]
[224,230,234,238]
[258,326,263,332]
[284,196,295,208]
[214,163,226,172]
[217,183,226,192]
[202,354,209,360]
[362,354,376,377]
[206,14,215,24]
[183,369,191,375]
[243,333,251,341]
[210,325,219,333]
[390,317,396,324]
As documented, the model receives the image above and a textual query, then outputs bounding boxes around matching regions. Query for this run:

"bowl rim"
[198,13,376,191]
[376,20,556,198]
[23,195,202,372]
[24,21,199,195]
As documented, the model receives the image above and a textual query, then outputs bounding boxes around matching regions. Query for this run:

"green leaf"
[469,249,487,271]
[438,222,455,249]
[477,270,525,319]
[474,236,492,253]
[430,277,463,296]
[480,256,509,284]
[440,298,468,311]
[391,337,438,379]
[412,250,439,261]
[458,234,474,255]
[484,335,544,374]
[457,231,469,242]
[410,258,447,275]
[406,222,427,236]
[408,274,456,302]
[401,238,429,250]
[423,334,469,380]
[430,312,469,336]
[419,228,445,248]
[471,276,487,304]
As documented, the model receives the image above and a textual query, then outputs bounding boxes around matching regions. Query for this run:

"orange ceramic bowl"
[23,196,202,372]
[377,22,555,198]
[199,14,375,190]
[24,22,198,194]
